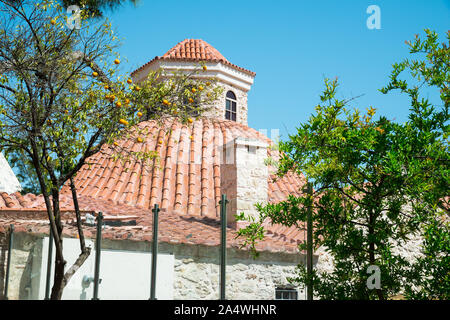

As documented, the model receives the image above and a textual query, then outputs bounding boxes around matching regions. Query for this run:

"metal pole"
[306,182,313,300]
[4,224,13,300]
[219,194,228,300]
[44,225,53,300]
[92,212,103,300]
[150,204,160,300]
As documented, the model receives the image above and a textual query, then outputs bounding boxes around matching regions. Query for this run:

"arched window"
[225,91,237,121]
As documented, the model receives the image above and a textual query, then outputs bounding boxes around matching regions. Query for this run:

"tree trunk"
[50,257,66,300]
[50,189,66,300]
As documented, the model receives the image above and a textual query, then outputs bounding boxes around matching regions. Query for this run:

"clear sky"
[105,0,448,140]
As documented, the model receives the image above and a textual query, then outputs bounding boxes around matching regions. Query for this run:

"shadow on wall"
[0,232,43,300]
[19,244,35,300]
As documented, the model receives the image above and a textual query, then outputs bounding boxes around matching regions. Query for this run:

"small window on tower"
[225,91,237,121]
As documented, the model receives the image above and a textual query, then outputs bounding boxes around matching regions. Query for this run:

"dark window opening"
[275,288,298,300]
[225,91,237,121]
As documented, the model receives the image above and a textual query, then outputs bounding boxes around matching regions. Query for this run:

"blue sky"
[106,0,448,140]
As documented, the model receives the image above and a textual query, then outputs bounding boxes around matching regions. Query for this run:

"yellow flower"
[119,119,129,126]
[188,98,194,103]
[136,137,143,143]
[113,142,119,146]
[137,112,143,118]
[191,88,197,93]
[127,79,132,84]
[187,118,193,123]
[114,59,120,65]
[124,98,130,105]
[115,101,122,108]
[162,99,170,105]
[92,72,98,77]
[198,86,204,91]
[202,65,207,71]
[50,19,56,25]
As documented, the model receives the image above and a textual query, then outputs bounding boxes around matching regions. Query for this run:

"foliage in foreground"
[237,29,449,300]
[0,0,220,299]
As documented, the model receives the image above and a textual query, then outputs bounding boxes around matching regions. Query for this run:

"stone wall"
[220,138,269,225]
[313,232,424,285]
[204,82,248,126]
[171,244,305,300]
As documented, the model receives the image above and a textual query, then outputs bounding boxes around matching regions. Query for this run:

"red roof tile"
[58,118,304,218]
[130,39,256,77]
[0,193,304,253]
[0,118,307,253]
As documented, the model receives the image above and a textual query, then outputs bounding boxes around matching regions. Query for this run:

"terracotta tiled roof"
[0,118,307,253]
[130,39,256,77]
[163,39,229,62]
[58,118,304,219]
[0,193,304,253]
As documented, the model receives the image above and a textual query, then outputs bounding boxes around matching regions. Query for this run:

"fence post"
[219,194,228,300]
[150,204,160,300]
[4,224,14,300]
[306,182,313,300]
[92,212,103,300]
[44,225,53,300]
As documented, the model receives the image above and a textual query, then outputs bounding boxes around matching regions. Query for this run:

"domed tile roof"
[61,118,305,220]
[131,39,256,77]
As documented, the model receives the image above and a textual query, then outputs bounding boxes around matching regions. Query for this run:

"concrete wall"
[0,232,42,300]
[0,152,22,193]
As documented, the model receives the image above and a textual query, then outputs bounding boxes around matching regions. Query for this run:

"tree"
[59,0,139,18]
[237,30,449,299]
[0,0,220,299]
[381,29,449,300]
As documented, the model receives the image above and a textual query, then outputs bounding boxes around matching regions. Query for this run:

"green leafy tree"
[60,0,139,18]
[0,0,220,299]
[381,29,449,300]
[237,30,449,300]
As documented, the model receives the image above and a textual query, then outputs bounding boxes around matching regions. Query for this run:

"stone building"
[0,39,319,300]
